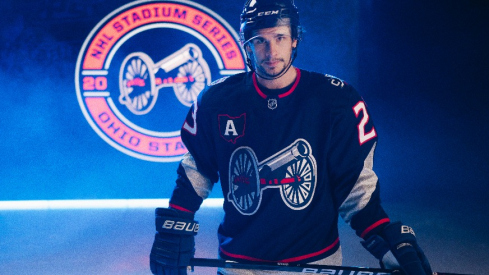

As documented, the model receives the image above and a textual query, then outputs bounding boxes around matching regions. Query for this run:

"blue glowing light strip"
[0,199,224,210]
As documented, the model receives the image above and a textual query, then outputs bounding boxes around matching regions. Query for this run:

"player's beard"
[255,56,292,80]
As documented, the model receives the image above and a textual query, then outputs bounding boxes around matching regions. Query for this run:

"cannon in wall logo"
[75,0,246,162]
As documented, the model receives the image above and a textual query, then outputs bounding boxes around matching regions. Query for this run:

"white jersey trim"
[338,143,378,224]
[181,152,214,199]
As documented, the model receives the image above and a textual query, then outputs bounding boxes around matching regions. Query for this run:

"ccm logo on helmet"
[257,10,280,16]
[162,219,199,233]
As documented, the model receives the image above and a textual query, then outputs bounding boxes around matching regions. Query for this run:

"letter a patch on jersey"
[218,113,246,144]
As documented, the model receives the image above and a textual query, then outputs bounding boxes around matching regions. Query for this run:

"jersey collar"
[252,68,301,99]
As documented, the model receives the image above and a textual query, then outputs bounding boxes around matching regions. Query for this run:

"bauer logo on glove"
[401,225,415,236]
[161,219,199,233]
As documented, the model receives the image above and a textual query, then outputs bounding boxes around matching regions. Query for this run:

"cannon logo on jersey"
[227,139,317,215]
[219,113,246,144]
[75,0,246,162]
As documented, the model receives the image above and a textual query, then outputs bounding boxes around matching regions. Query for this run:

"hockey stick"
[189,258,398,274]
[189,258,472,275]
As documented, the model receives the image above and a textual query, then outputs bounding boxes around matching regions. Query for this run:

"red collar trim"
[252,68,301,99]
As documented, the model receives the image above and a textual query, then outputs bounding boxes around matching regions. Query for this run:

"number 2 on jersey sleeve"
[353,101,377,145]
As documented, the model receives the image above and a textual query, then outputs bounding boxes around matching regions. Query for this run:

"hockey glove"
[361,221,432,275]
[150,208,199,275]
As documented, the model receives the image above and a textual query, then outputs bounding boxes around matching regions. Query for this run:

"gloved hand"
[361,221,432,275]
[150,208,199,275]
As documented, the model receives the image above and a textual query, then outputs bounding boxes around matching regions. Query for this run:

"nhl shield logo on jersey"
[267,98,278,110]
[218,113,246,144]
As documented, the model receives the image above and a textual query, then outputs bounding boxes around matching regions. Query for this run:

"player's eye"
[252,37,266,45]
[275,35,290,44]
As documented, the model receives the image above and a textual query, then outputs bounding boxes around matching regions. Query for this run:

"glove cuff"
[361,235,389,260]
[381,221,417,247]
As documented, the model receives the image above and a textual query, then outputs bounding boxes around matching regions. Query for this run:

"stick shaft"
[189,258,400,274]
[189,258,473,275]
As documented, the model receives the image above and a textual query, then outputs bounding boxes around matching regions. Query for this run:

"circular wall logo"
[75,0,246,162]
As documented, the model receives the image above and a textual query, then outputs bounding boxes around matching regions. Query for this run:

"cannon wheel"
[280,157,316,210]
[119,52,157,115]
[228,147,261,215]
[173,58,210,107]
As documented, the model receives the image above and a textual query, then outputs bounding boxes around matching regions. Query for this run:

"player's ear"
[245,44,253,54]
[292,39,298,48]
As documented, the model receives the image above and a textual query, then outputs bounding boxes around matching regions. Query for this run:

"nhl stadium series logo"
[75,0,246,162]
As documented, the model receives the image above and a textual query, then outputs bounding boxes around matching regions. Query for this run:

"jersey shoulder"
[197,72,250,107]
[323,73,348,89]
[301,70,364,110]
[203,72,247,95]
[209,72,247,89]
[208,76,230,86]
[302,70,356,98]
[204,72,247,96]
[304,70,349,90]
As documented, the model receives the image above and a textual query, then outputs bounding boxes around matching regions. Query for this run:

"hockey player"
[150,0,433,274]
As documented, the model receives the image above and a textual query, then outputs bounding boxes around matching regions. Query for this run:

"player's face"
[246,26,298,78]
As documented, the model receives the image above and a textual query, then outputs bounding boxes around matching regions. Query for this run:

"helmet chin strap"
[246,47,298,81]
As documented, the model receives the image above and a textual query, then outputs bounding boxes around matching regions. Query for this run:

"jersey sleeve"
[328,81,390,239]
[169,91,219,213]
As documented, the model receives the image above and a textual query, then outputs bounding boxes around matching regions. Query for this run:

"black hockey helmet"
[239,0,302,44]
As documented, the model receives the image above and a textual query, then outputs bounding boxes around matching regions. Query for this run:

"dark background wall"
[1,0,487,217]
[356,1,489,212]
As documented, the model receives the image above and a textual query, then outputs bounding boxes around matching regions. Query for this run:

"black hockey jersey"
[170,68,389,263]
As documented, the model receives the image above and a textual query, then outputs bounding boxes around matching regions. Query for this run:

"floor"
[0,201,487,275]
